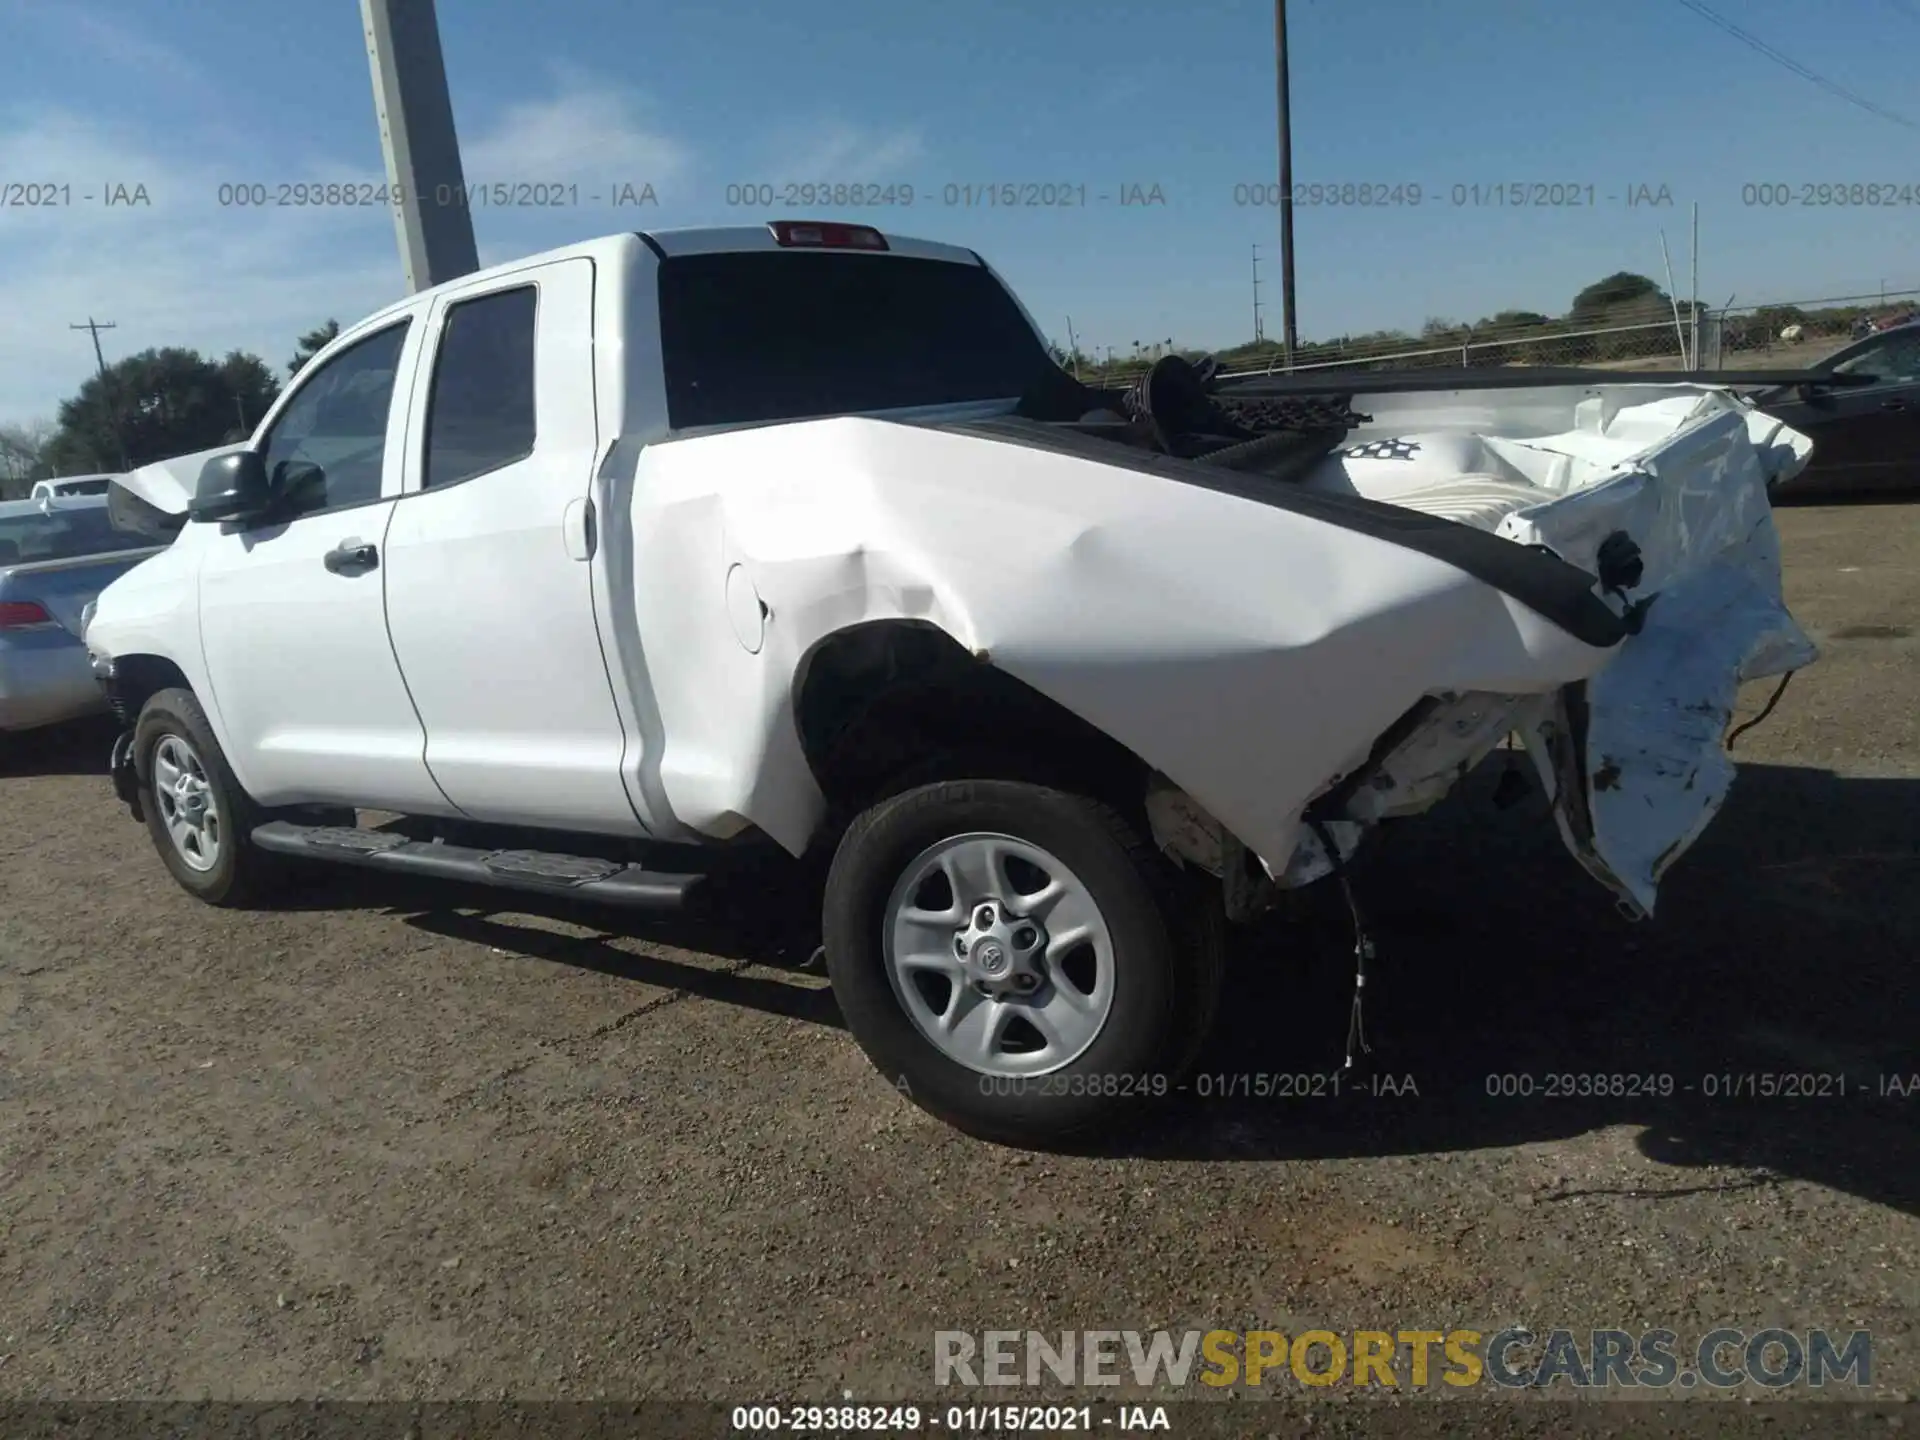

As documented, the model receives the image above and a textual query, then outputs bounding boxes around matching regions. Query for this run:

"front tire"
[134,688,283,907]
[822,777,1221,1146]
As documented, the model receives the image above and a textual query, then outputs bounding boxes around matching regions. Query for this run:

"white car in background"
[29,474,119,501]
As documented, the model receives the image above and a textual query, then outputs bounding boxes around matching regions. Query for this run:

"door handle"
[323,540,379,573]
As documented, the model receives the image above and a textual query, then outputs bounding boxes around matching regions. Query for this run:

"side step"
[250,822,705,911]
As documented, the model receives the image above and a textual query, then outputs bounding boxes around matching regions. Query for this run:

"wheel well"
[107,654,193,726]
[794,621,1152,822]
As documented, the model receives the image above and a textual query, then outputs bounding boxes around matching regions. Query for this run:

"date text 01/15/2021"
[721,182,1167,208]
[1229,181,1675,208]
[1485,1072,1920,1099]
[1,181,150,207]
[212,181,659,210]
[730,1404,1170,1432]
[970,1072,1419,1100]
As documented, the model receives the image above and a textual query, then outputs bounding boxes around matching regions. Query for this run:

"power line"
[1676,0,1919,131]
[70,317,130,472]
[1251,244,1264,343]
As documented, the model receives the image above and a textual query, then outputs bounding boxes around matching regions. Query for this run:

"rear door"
[379,257,642,833]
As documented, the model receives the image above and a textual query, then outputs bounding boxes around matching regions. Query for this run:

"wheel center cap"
[975,941,1008,974]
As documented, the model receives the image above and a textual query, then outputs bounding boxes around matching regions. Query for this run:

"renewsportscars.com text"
[934,1327,1872,1390]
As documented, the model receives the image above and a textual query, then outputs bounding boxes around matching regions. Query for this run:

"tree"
[219,350,282,441]
[43,346,281,474]
[1570,272,1665,319]
[1485,309,1550,330]
[288,319,341,377]
[0,419,55,499]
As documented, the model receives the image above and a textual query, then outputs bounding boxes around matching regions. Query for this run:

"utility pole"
[362,0,479,294]
[1251,243,1265,343]
[1274,0,1300,370]
[1065,315,1081,378]
[70,317,129,472]
[1688,201,1700,370]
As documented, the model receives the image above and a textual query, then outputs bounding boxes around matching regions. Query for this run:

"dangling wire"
[1309,817,1374,1070]
[1726,671,1796,752]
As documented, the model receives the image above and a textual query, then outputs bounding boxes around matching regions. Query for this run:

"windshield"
[656,251,1056,429]
[1831,330,1920,383]
[0,503,159,565]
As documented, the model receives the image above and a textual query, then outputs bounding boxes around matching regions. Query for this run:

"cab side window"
[423,286,538,489]
[258,321,411,516]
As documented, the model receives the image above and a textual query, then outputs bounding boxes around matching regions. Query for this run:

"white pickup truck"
[86,221,1818,1144]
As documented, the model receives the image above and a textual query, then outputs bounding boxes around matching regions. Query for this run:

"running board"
[250,822,705,911]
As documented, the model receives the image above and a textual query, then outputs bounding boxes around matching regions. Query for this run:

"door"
[196,315,453,813]
[1769,329,1920,493]
[380,258,642,834]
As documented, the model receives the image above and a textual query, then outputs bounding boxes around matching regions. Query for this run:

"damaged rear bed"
[935,361,1821,918]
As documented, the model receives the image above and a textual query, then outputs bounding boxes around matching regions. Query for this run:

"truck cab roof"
[345,225,989,336]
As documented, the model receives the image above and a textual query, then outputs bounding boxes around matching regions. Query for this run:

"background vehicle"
[0,494,166,735]
[29,475,119,501]
[1752,320,1920,498]
[85,224,1816,1146]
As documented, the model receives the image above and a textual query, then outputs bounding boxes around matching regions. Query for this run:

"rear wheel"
[822,777,1222,1146]
[134,688,284,906]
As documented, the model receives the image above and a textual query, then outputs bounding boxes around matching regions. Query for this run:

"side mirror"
[189,451,271,524]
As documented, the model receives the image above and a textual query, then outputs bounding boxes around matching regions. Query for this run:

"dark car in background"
[1752,321,1920,499]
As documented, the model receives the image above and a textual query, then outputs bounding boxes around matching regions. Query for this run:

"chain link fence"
[1065,287,1920,387]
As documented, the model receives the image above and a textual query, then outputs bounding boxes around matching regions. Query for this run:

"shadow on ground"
[0,716,117,778]
[241,756,1920,1213]
[1118,760,1920,1217]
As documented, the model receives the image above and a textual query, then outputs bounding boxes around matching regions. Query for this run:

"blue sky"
[3,0,1918,422]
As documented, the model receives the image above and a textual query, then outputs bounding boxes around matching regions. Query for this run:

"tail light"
[768,221,888,251]
[0,600,57,630]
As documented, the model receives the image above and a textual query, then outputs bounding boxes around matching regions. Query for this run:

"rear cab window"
[655,251,1055,429]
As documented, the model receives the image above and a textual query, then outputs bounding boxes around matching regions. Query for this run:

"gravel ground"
[0,502,1914,1425]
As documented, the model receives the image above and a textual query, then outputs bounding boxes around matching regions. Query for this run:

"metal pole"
[1659,231,1687,364]
[1274,0,1299,371]
[362,0,479,294]
[1251,245,1259,341]
[1065,316,1080,379]
[70,317,129,471]
[1689,202,1700,370]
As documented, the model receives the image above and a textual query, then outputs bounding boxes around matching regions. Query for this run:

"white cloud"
[0,74,697,426]
[462,69,690,192]
[0,112,402,425]
[11,1,204,87]
[758,121,928,185]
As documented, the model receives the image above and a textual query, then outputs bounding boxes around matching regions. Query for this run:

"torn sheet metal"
[1495,391,1817,916]
[617,383,1811,922]
[616,413,1623,867]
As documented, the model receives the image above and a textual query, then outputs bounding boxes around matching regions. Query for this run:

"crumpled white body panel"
[1490,393,1816,915]
[611,386,1810,915]
[1299,385,1813,914]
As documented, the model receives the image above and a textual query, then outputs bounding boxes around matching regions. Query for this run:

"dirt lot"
[1,502,1915,1418]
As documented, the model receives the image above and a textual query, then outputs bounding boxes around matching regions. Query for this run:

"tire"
[133,688,284,907]
[822,776,1224,1147]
